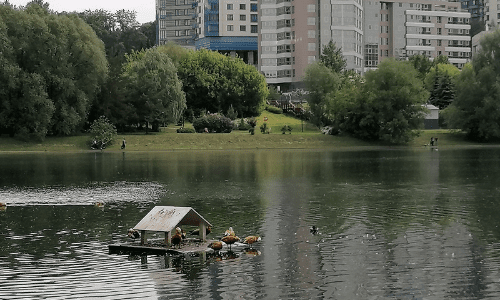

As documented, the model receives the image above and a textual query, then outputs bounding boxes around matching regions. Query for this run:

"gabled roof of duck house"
[133,206,212,233]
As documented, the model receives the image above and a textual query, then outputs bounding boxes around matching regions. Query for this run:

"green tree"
[328,59,428,143]
[442,30,500,141]
[409,54,433,81]
[319,41,346,73]
[76,9,156,130]
[121,48,186,133]
[177,49,268,117]
[425,63,459,110]
[0,4,107,139]
[304,62,342,127]
[89,116,117,149]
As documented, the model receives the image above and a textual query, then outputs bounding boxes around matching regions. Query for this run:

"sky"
[7,0,156,24]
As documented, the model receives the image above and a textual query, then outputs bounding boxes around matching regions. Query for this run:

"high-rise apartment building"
[195,0,259,65]
[156,0,198,48]
[258,0,470,89]
[364,0,471,70]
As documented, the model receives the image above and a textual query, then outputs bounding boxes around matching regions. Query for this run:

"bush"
[237,118,251,131]
[176,127,195,133]
[260,122,271,134]
[281,125,292,134]
[89,116,117,149]
[192,113,234,133]
[266,105,283,114]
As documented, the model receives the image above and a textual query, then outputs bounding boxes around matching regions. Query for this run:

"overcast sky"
[7,0,156,24]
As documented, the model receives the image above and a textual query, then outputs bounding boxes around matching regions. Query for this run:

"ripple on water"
[0,181,166,206]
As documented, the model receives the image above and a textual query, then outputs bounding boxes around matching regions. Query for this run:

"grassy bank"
[0,112,497,152]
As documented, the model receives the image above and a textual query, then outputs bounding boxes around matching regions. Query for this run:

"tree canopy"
[176,49,268,117]
[121,48,186,133]
[0,3,108,140]
[443,30,500,141]
[319,41,346,74]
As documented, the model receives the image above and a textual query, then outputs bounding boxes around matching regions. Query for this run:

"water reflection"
[1,149,500,299]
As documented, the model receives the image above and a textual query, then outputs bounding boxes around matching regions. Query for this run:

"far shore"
[1,128,498,153]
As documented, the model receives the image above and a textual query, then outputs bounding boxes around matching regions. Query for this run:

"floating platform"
[109,239,218,256]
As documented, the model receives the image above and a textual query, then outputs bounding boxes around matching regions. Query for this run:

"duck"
[95,202,104,208]
[127,228,140,239]
[190,226,212,236]
[224,227,235,237]
[243,236,261,248]
[310,226,318,235]
[0,202,6,211]
[171,227,183,249]
[207,241,224,252]
[221,235,240,250]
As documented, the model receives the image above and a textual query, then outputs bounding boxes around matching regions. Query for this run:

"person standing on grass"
[121,139,126,149]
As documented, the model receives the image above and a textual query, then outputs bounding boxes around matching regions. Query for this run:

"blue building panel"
[196,37,258,51]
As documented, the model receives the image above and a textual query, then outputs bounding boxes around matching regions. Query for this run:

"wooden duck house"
[133,206,212,246]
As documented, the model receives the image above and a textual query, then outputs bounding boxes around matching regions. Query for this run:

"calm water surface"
[1,148,500,299]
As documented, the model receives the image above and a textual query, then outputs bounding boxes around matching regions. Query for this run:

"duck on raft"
[243,236,261,248]
[127,228,140,239]
[171,227,183,249]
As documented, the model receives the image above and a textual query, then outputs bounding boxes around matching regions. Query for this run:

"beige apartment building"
[258,0,471,89]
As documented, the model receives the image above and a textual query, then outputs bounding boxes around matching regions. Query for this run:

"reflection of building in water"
[317,220,482,298]
[259,176,323,298]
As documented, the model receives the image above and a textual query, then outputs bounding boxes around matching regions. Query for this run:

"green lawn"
[0,112,498,152]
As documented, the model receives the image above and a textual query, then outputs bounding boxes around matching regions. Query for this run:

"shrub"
[226,105,238,120]
[266,105,283,114]
[260,122,271,134]
[89,116,117,149]
[237,118,251,131]
[192,113,233,133]
[281,125,292,134]
[176,127,195,133]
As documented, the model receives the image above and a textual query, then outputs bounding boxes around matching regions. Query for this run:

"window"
[184,19,190,25]
[307,17,315,25]
[240,25,246,31]
[240,4,246,10]
[251,25,258,33]
[227,25,233,31]
[240,14,246,21]
[308,30,315,38]
[437,28,441,35]
[227,14,233,21]
[251,3,258,12]
[251,14,258,22]
[227,4,233,10]
[307,4,315,12]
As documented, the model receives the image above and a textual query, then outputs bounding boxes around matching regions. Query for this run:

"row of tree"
[306,31,500,143]
[0,2,269,140]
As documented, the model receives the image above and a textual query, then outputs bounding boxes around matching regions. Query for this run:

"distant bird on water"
[95,202,104,208]
[191,226,212,236]
[243,236,261,248]
[171,227,183,249]
[0,202,6,211]
[127,228,140,239]
[310,226,318,235]
[224,227,235,237]
[221,235,240,250]
[207,241,224,252]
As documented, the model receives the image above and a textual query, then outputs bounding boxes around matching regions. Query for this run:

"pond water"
[1,148,500,299]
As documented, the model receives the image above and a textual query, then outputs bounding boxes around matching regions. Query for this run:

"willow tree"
[0,3,108,140]
[121,48,186,133]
